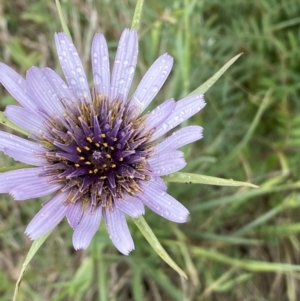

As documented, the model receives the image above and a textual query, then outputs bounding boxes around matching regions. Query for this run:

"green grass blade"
[13,230,53,301]
[132,216,187,279]
[224,89,272,163]
[192,246,300,273]
[163,172,258,188]
[131,0,144,31]
[55,0,71,37]
[188,53,243,95]
[0,112,29,136]
[192,182,300,211]
[0,164,31,172]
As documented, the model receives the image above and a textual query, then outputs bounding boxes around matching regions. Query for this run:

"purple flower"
[0,29,205,254]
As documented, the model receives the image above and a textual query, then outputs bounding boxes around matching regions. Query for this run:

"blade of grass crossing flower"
[13,230,53,301]
[55,0,71,37]
[0,112,29,136]
[163,172,258,188]
[188,53,243,95]
[131,0,144,31]
[132,216,188,279]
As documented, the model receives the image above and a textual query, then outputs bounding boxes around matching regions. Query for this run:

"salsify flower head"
[0,29,205,254]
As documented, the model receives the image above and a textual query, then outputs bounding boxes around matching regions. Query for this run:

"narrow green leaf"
[192,246,300,272]
[55,0,71,37]
[132,216,187,279]
[131,0,144,31]
[0,112,29,136]
[224,89,272,163]
[188,53,243,95]
[163,172,258,188]
[13,230,53,301]
[0,164,31,173]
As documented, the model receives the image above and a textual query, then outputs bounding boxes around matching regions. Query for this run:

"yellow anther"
[93,169,98,173]
[103,143,108,147]
[101,133,106,138]
[110,146,114,150]
[85,161,92,165]
[119,157,123,162]
[87,137,93,143]
[113,138,117,141]
[102,164,107,168]
[111,164,116,168]
[76,147,82,153]
[100,176,107,179]
[106,154,111,159]
[79,156,85,160]
[89,170,93,174]
[95,143,100,147]
[84,146,90,151]
[75,163,80,168]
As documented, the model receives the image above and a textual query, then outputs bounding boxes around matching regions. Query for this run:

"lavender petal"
[10,181,62,201]
[42,67,77,104]
[129,53,173,116]
[142,98,175,134]
[0,63,37,111]
[139,182,189,223]
[0,167,44,193]
[5,105,47,137]
[67,201,84,229]
[0,132,47,166]
[110,29,138,103]
[115,196,145,218]
[149,176,167,191]
[25,191,69,240]
[3,148,47,166]
[147,150,186,176]
[150,94,206,141]
[55,32,92,103]
[155,126,203,154]
[104,207,134,255]
[26,67,66,118]
[72,206,102,250]
[91,33,110,97]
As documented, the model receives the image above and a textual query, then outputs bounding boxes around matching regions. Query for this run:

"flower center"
[42,95,153,209]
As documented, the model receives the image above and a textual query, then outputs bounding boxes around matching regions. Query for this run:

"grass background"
[0,0,300,300]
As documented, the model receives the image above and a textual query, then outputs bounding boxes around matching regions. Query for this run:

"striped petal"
[72,205,102,250]
[25,192,69,240]
[115,196,145,218]
[129,53,173,116]
[154,126,203,154]
[67,201,84,229]
[55,32,92,103]
[91,33,110,97]
[42,67,77,105]
[0,63,37,111]
[104,207,134,255]
[26,67,66,118]
[110,29,138,103]
[0,132,47,165]
[150,94,205,141]
[141,98,175,135]
[10,181,61,201]
[5,105,47,137]
[0,167,44,193]
[139,181,189,223]
[147,150,186,176]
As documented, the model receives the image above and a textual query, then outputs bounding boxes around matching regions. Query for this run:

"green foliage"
[0,0,300,300]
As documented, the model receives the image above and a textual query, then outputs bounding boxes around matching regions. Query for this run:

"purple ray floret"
[0,29,205,255]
